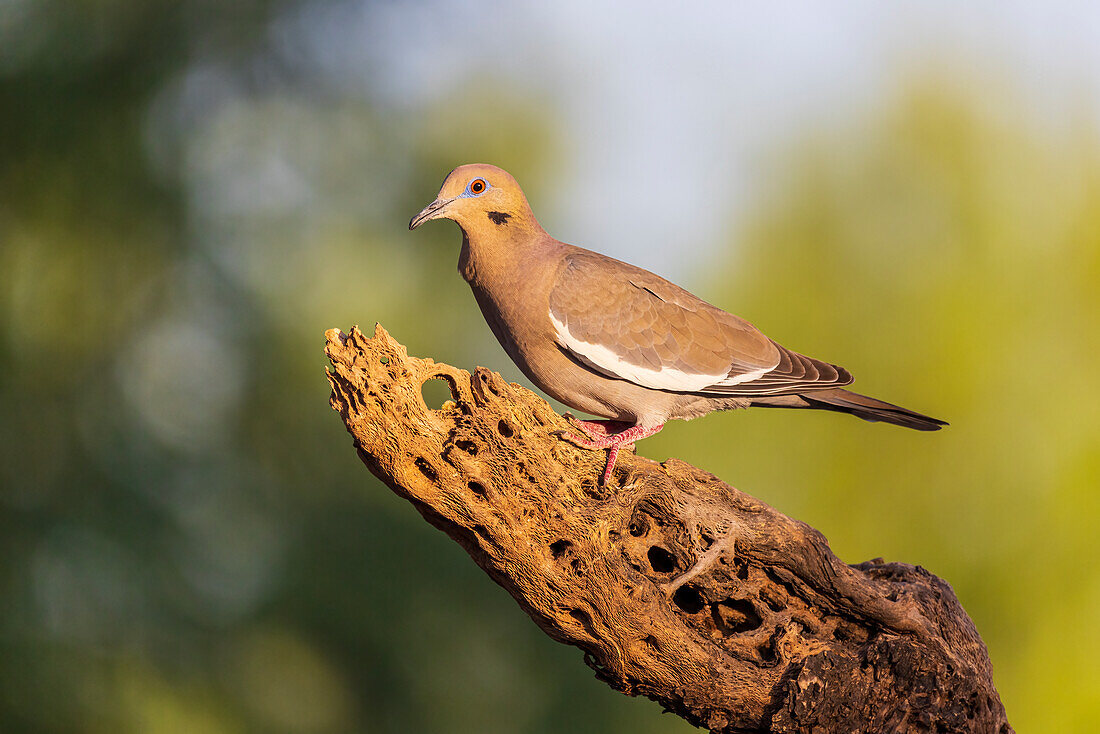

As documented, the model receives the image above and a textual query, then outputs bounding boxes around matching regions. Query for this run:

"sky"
[277,0,1100,277]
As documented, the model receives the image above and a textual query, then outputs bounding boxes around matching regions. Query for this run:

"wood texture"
[325,324,1011,734]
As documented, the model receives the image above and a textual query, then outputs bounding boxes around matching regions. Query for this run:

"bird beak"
[409,196,455,230]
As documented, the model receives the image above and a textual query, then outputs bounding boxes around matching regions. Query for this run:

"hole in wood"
[420,378,451,410]
[472,369,501,399]
[757,631,780,665]
[455,439,478,455]
[711,598,763,634]
[647,546,677,573]
[759,587,786,613]
[569,608,597,638]
[497,420,514,437]
[379,356,390,365]
[832,619,868,644]
[468,480,487,496]
[414,457,437,482]
[628,518,648,537]
[550,539,572,559]
[672,585,705,614]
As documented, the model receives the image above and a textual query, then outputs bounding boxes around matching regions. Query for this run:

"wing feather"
[548,250,852,396]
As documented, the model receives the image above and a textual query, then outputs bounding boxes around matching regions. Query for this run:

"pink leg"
[559,422,665,485]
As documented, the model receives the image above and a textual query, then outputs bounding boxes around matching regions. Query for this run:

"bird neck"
[457,217,554,288]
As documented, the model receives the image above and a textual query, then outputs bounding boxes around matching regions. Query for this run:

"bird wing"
[548,251,852,395]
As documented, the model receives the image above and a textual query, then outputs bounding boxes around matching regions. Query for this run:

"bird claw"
[551,429,596,449]
[562,414,598,438]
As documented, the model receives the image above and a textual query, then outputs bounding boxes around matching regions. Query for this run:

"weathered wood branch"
[325,324,1011,734]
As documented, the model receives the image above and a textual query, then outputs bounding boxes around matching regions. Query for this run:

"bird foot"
[553,422,665,485]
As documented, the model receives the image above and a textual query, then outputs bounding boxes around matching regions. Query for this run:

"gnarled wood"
[325,324,1010,734]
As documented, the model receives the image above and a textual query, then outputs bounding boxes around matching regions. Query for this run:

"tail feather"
[753,388,948,431]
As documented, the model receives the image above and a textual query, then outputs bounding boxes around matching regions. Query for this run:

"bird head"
[409,164,539,233]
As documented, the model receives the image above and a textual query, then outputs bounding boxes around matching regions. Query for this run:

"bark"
[325,324,1011,734]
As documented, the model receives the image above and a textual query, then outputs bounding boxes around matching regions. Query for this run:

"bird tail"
[753,388,948,431]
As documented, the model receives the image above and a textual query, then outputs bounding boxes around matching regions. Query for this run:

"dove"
[410,164,945,484]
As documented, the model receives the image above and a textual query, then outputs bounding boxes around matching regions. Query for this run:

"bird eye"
[469,178,486,195]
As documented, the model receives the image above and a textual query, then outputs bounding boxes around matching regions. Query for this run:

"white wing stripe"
[716,366,772,385]
[550,311,770,392]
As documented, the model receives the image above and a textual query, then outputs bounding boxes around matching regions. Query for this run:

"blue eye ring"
[461,178,490,197]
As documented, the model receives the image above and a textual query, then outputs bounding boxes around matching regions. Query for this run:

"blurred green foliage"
[1,3,1097,733]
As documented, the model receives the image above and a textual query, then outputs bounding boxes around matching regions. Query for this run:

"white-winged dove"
[410,164,945,484]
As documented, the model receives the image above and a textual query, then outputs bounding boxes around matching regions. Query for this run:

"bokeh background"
[3,1,1099,731]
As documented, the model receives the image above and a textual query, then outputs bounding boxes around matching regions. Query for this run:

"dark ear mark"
[487,211,511,225]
